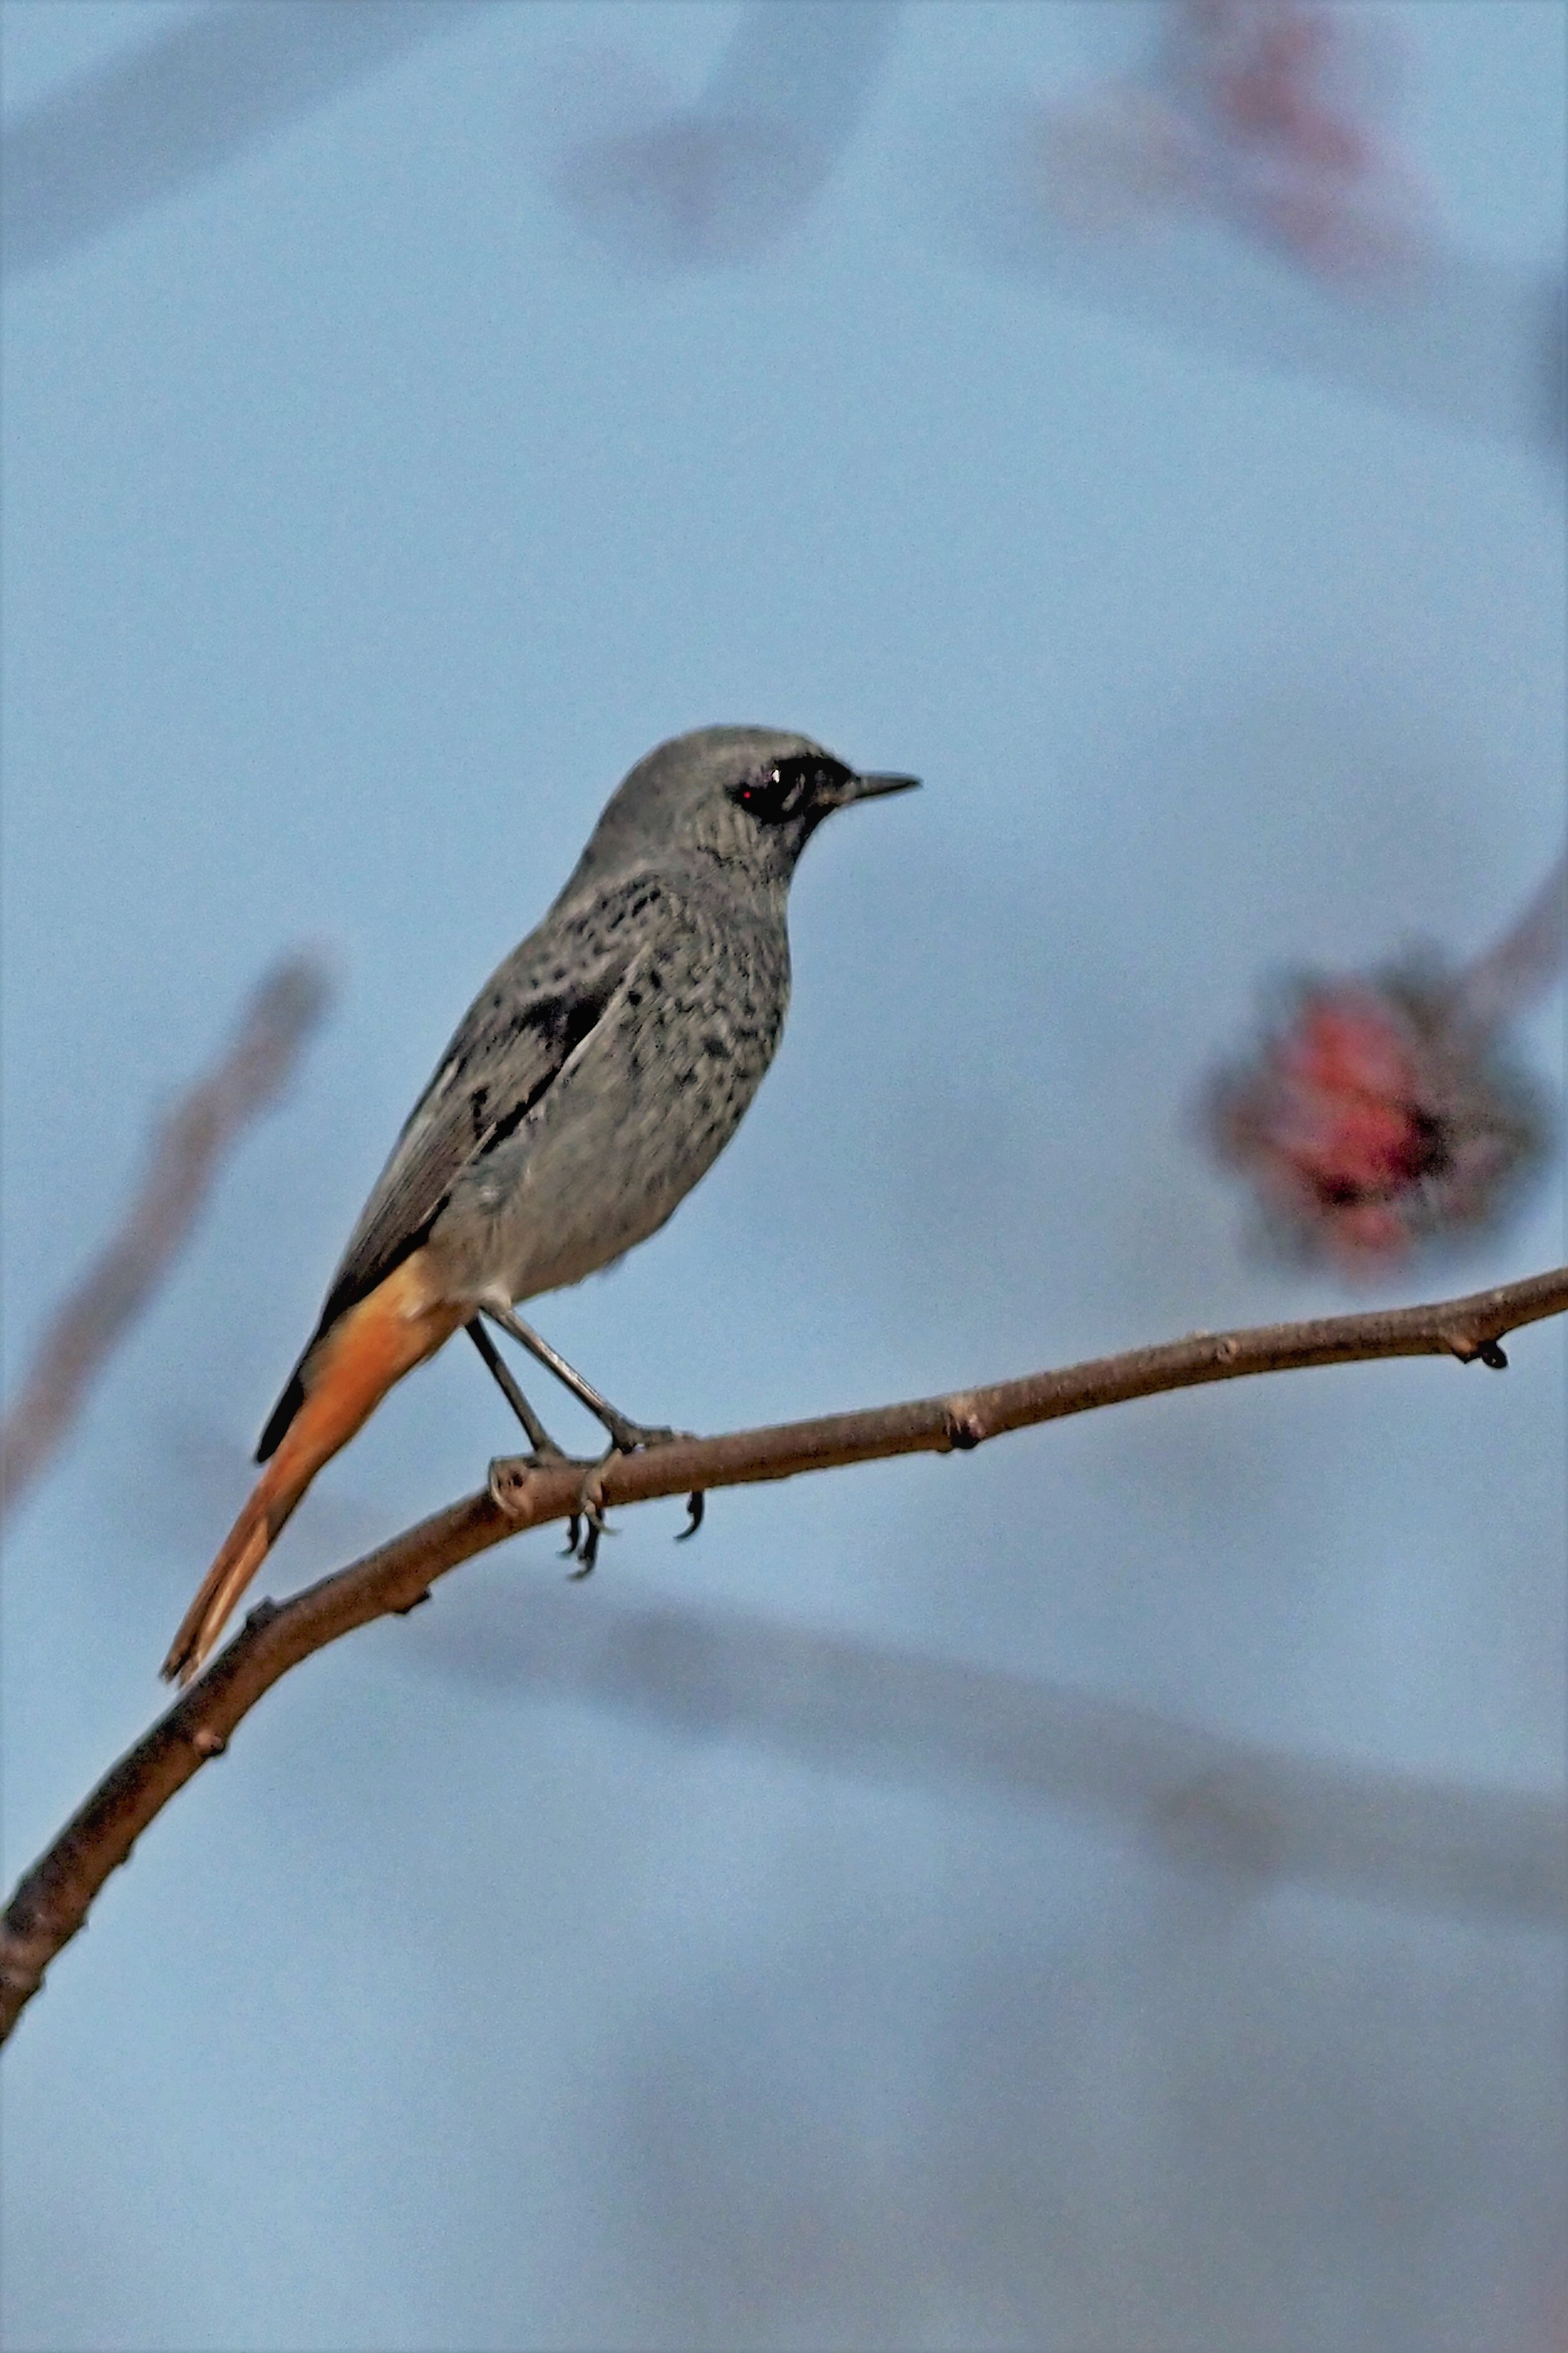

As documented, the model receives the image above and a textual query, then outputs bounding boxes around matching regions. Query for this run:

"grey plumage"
[259,725,917,1461]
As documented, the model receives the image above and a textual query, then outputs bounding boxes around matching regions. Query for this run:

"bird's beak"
[845,770,921,804]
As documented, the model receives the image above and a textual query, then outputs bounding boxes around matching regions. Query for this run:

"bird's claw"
[559,1428,699,1571]
[564,1457,616,1577]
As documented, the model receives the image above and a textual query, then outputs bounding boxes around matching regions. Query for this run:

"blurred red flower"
[1208,964,1551,1271]
[1020,0,1436,290]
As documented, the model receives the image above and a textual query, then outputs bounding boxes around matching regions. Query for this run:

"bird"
[162,725,919,1682]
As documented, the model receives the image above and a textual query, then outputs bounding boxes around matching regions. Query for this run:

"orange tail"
[162,1253,466,1684]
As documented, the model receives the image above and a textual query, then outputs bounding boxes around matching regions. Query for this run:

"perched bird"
[162,726,918,1681]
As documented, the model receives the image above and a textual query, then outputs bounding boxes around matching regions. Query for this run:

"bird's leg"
[469,1318,595,1556]
[482,1304,700,1562]
[481,1305,680,1454]
[465,1318,565,1457]
[480,1305,702,1568]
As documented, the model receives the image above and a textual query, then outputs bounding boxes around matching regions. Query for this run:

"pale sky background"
[2,6,1564,2349]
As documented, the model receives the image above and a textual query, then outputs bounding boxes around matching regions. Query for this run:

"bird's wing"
[257,870,667,1459]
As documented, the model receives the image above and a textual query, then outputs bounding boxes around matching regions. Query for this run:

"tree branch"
[3,1263,1564,2043]
[0,956,332,1526]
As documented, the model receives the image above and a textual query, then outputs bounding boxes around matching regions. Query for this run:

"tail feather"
[162,1252,465,1683]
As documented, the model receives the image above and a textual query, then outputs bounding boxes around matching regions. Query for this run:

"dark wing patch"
[471,984,608,1160]
[255,878,661,1461]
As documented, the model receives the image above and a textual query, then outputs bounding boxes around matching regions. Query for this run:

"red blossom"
[1208,966,1550,1272]
[1024,0,1437,288]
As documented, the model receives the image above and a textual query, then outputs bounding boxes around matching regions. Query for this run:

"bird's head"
[559,726,919,899]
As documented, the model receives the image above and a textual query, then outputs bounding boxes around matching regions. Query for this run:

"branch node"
[489,1455,538,1516]
[942,1399,986,1451]
[393,1588,432,1616]
[1213,1336,1240,1363]
[190,1725,227,1758]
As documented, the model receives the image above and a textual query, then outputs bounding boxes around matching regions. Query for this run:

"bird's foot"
[592,1421,707,1555]
[615,1428,705,1547]
[561,1426,701,1571]
[564,1453,618,1576]
[513,1433,596,1560]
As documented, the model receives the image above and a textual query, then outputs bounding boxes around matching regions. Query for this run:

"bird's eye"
[730,756,853,825]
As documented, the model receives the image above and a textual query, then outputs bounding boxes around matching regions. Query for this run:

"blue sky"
[2,7,1563,2348]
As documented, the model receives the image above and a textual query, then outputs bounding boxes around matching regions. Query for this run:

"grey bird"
[162,726,918,1681]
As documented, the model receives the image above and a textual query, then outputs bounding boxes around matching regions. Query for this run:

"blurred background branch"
[0,954,332,1526]
[412,1581,1567,1928]
[543,0,901,269]
[14,0,1559,465]
[1455,842,1568,1043]
[0,0,484,280]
